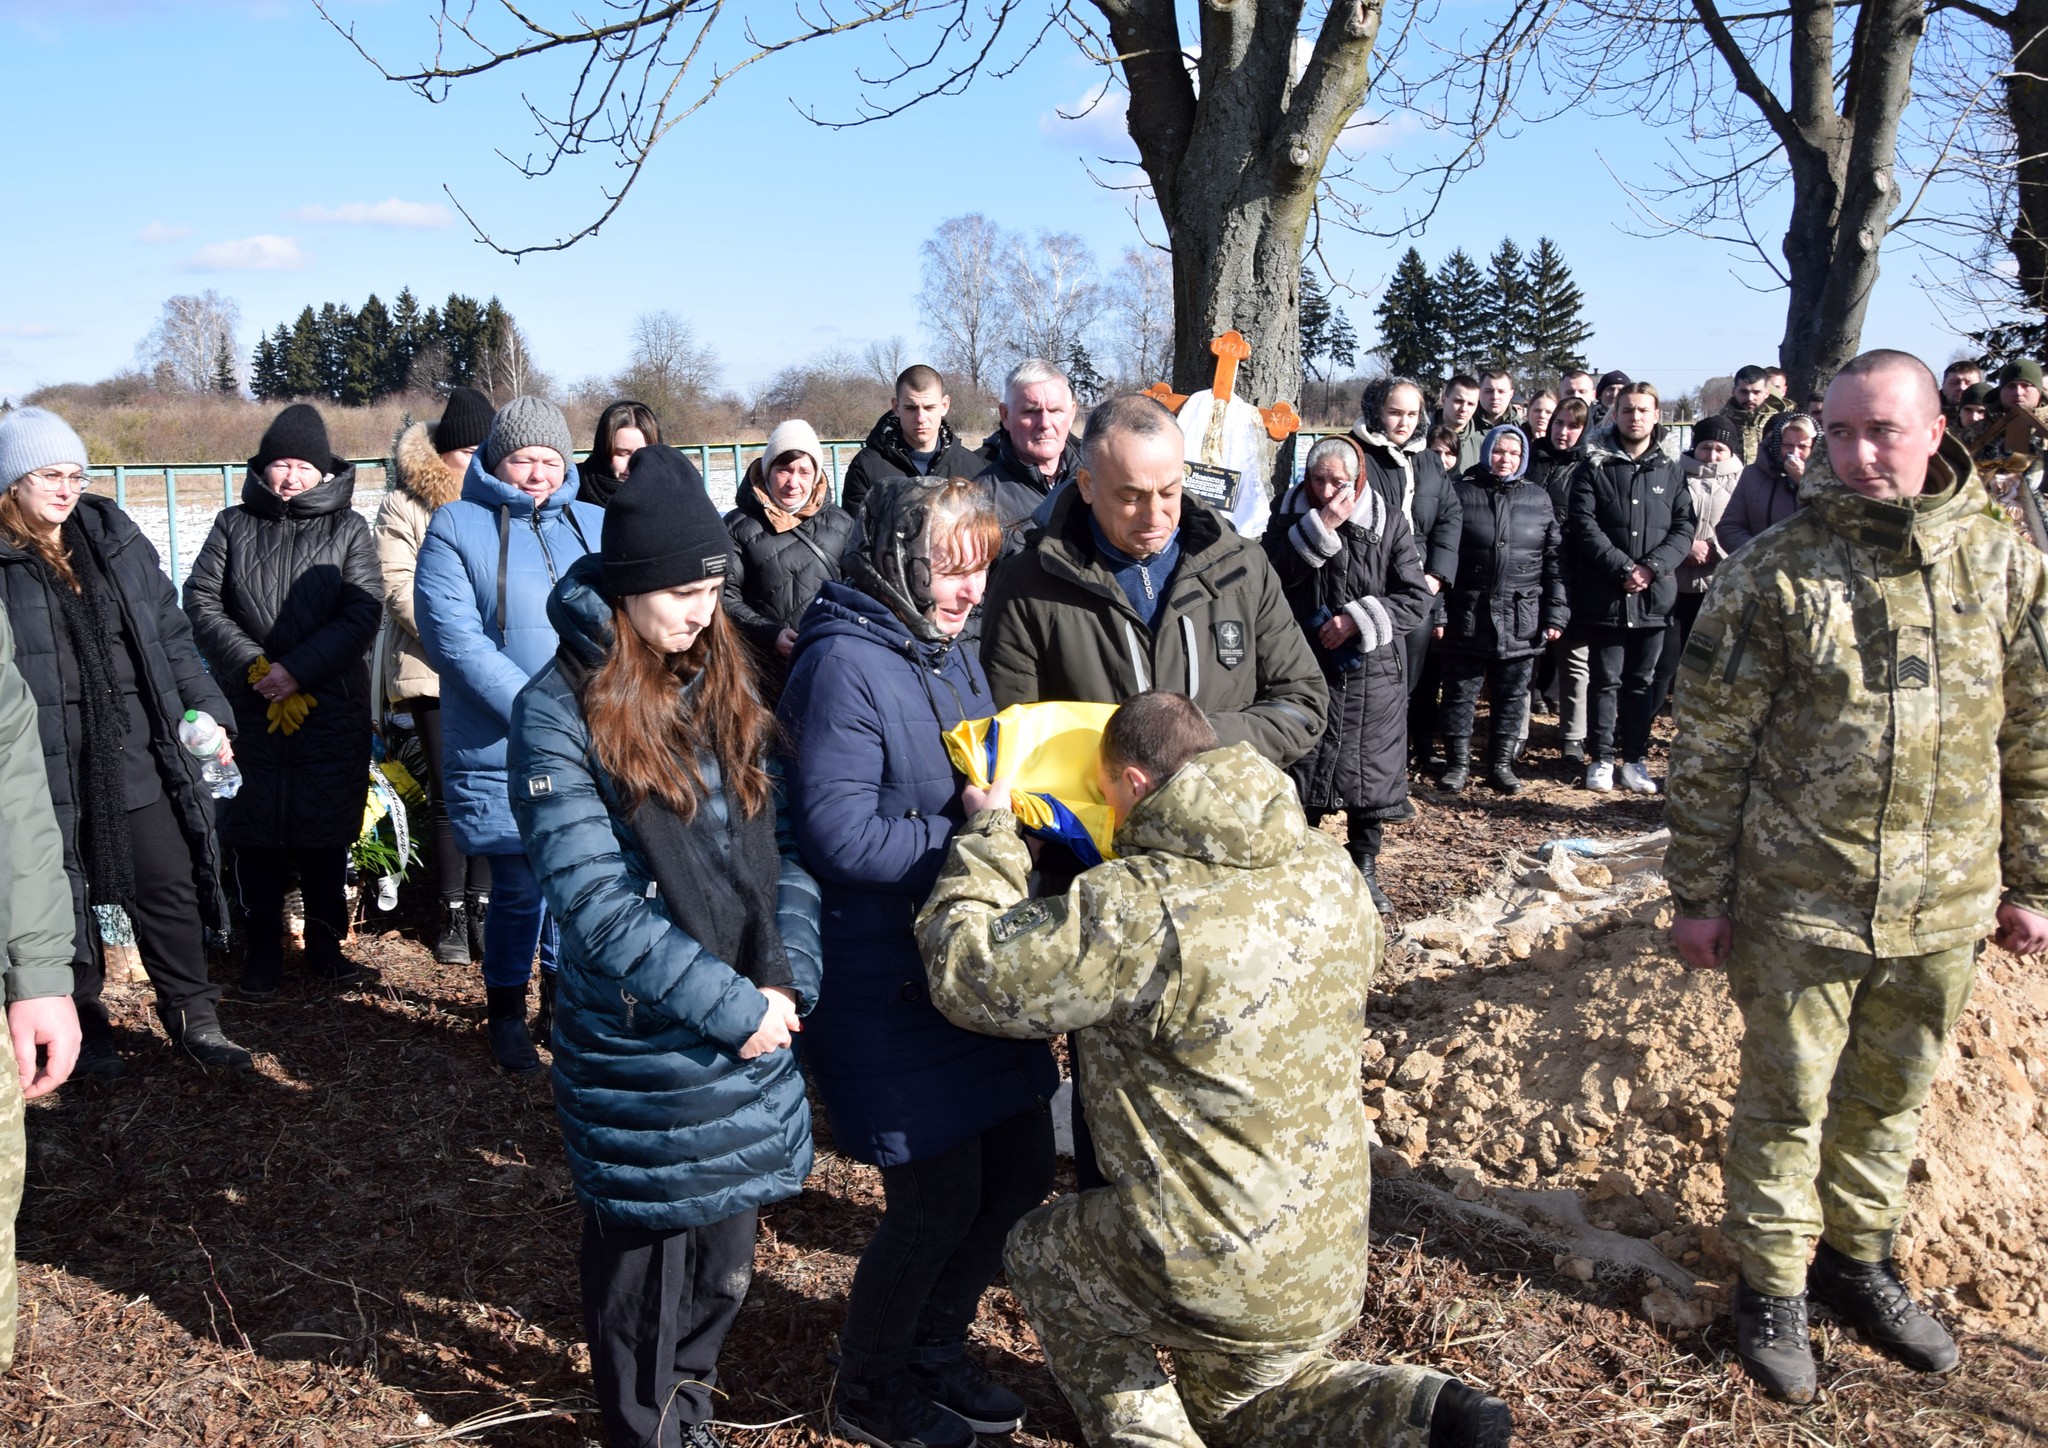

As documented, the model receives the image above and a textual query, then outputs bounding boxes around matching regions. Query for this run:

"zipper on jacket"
[621,988,637,1030]
[1180,614,1200,698]
[531,511,563,584]
[1122,619,1152,692]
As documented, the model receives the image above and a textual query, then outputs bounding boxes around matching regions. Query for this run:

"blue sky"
[0,0,1980,406]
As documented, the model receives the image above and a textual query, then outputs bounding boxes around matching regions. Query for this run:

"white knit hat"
[0,407,89,486]
[761,419,825,477]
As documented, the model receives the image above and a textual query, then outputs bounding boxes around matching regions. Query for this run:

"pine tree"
[1373,248,1446,387]
[1521,238,1592,376]
[340,293,390,406]
[212,328,238,395]
[1482,239,1527,368]
[440,294,486,385]
[250,335,278,400]
[282,308,324,397]
[1433,249,1489,379]
[387,286,424,394]
[1065,340,1108,407]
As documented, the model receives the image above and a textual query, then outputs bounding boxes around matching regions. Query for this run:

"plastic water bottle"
[178,710,242,799]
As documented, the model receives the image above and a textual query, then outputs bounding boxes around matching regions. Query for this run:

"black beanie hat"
[251,403,335,474]
[433,386,495,454]
[1690,414,1741,453]
[1596,369,1632,394]
[602,446,731,596]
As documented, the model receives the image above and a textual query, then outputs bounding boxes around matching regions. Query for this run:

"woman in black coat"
[1436,424,1567,795]
[0,407,248,1077]
[1526,396,1592,762]
[184,404,382,996]
[1265,434,1431,913]
[722,421,863,700]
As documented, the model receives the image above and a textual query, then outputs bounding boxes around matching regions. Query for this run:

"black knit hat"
[1962,381,1997,406]
[251,403,336,473]
[602,446,730,596]
[433,386,495,454]
[1691,414,1741,453]
[1596,370,1632,394]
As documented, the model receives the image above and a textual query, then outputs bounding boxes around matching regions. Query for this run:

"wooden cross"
[1141,331,1302,441]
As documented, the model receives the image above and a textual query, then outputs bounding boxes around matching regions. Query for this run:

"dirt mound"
[1376,838,2048,1335]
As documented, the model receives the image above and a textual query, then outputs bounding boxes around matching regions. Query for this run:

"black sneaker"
[677,1423,727,1448]
[1732,1278,1816,1404]
[911,1352,1025,1433]
[833,1371,975,1448]
[1808,1240,1958,1374]
[1430,1378,1513,1447]
[73,1032,128,1081]
[173,1023,254,1072]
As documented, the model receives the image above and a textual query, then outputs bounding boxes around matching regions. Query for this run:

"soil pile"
[1378,837,2048,1335]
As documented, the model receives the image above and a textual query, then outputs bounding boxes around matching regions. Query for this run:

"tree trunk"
[2005,0,2048,314]
[1094,0,1380,408]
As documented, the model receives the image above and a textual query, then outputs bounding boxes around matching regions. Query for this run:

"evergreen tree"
[440,294,487,385]
[387,286,424,394]
[282,308,324,398]
[212,328,238,395]
[1521,238,1592,375]
[1300,269,1358,384]
[1373,248,1446,386]
[250,334,279,400]
[1064,340,1108,407]
[1482,238,1527,368]
[1433,249,1488,379]
[340,294,390,406]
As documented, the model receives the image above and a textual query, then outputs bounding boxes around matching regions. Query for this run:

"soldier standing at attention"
[915,691,1513,1448]
[1666,349,2048,1403]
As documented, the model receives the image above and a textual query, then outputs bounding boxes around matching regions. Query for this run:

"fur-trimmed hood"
[391,419,465,510]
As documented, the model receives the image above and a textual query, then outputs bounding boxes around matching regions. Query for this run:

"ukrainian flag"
[944,702,1120,866]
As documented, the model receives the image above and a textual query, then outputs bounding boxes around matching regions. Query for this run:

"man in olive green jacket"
[1667,350,2048,1403]
[916,693,1509,1448]
[0,599,82,1372]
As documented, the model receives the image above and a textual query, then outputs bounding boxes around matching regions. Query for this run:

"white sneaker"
[1620,760,1659,795]
[1584,760,1614,792]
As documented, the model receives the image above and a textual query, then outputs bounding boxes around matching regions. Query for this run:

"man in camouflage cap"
[915,691,1511,1447]
[1667,349,2048,1403]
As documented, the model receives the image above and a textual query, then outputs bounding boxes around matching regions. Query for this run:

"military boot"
[1437,737,1471,793]
[434,898,471,965]
[466,893,490,963]
[1429,1378,1513,1447]
[1808,1241,1958,1374]
[1732,1278,1816,1403]
[1484,733,1524,795]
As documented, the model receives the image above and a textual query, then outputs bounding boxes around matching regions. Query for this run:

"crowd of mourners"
[0,337,2041,1448]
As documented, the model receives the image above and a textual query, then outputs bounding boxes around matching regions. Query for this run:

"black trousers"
[1586,625,1666,763]
[234,847,349,956]
[1650,593,1707,722]
[1437,654,1536,746]
[1405,626,1443,761]
[581,1207,757,1448]
[76,791,222,1038]
[406,698,491,902]
[839,1106,1055,1379]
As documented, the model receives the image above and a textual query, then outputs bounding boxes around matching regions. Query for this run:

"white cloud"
[0,324,59,339]
[136,220,192,245]
[289,198,454,229]
[182,234,308,272]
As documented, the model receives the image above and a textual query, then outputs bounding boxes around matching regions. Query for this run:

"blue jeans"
[481,852,558,990]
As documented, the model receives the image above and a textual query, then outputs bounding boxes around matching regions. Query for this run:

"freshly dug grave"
[1377,837,2048,1336]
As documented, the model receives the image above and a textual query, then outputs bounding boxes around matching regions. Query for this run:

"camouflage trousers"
[1722,928,1977,1298]
[0,1025,20,1373]
[1004,1192,1443,1447]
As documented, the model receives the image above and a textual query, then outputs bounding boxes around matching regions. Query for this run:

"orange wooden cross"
[1141,331,1299,440]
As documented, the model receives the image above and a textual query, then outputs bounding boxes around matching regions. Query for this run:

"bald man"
[1665,349,2048,1402]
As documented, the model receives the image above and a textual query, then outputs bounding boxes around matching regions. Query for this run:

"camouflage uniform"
[1720,393,1792,465]
[1666,435,2048,1298]
[915,743,1445,1447]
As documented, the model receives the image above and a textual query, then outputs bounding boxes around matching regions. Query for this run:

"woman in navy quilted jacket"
[778,477,1056,1448]
[508,445,818,1448]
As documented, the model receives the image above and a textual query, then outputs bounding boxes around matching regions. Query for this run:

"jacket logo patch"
[1895,626,1932,689]
[1680,629,1720,674]
[1213,619,1247,669]
[526,775,553,797]
[991,896,1066,945]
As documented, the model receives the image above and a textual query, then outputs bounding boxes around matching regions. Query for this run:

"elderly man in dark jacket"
[840,364,985,520]
[975,358,1083,546]
[1567,382,1697,795]
[981,395,1327,768]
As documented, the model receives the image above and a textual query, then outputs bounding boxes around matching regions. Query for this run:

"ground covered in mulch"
[4,724,2045,1446]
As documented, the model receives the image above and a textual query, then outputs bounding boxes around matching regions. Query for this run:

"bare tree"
[1004,231,1104,369]
[139,291,242,393]
[613,309,723,427]
[862,335,910,388]
[919,215,1007,395]
[477,317,553,400]
[1106,246,1174,385]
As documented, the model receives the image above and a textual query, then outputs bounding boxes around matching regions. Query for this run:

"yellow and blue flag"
[944,702,1119,866]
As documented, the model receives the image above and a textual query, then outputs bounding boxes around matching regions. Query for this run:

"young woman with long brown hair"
[508,444,819,1448]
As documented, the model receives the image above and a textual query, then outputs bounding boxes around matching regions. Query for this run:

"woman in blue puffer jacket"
[415,397,605,1072]
[508,446,818,1448]
[779,477,1057,1448]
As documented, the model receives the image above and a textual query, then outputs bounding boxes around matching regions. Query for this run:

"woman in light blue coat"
[414,396,603,1071]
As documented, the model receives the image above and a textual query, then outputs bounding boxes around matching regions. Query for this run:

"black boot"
[74,1016,128,1082]
[486,984,541,1074]
[533,971,557,1046]
[1437,737,1471,793]
[1429,1378,1513,1447]
[303,924,364,987]
[156,1004,254,1072]
[1808,1240,1958,1374]
[1485,734,1524,795]
[466,893,489,963]
[1732,1278,1816,1404]
[238,937,283,1002]
[832,1370,974,1448]
[434,899,471,965]
[1346,819,1393,915]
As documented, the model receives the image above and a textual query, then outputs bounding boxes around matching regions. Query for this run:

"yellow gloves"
[247,655,318,735]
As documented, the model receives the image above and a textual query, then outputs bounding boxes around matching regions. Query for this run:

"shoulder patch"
[1679,628,1720,675]
[990,896,1067,945]
[525,775,553,797]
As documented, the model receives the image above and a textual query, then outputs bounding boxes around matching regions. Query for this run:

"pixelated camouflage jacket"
[1665,433,2048,956]
[915,741,1380,1353]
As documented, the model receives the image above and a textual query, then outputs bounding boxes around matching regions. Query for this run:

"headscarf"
[847,478,951,645]
[1759,411,1818,480]
[1477,423,1531,483]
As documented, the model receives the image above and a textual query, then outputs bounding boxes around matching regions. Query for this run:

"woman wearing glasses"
[0,408,251,1077]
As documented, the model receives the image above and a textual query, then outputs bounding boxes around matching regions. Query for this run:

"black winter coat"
[1264,480,1434,815]
[1565,431,1699,630]
[1351,427,1463,585]
[183,467,383,848]
[0,498,233,964]
[975,429,1082,551]
[1527,437,1584,520]
[1441,466,1569,660]
[839,412,984,520]
[722,468,865,691]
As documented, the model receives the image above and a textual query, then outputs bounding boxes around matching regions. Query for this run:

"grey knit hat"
[482,395,575,474]
[0,407,89,486]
